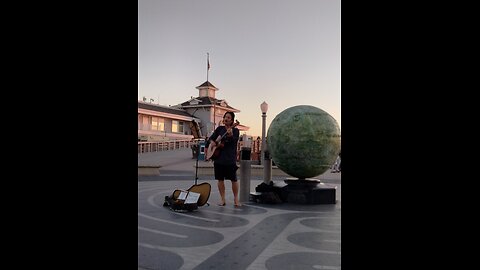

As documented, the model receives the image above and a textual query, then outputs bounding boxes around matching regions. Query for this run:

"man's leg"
[217,180,226,205]
[232,180,241,206]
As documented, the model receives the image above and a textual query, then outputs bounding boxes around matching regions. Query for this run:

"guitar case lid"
[171,182,211,207]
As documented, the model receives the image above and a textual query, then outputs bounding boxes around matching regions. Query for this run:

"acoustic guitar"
[206,120,240,160]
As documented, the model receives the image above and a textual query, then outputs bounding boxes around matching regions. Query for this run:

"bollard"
[239,147,251,203]
[263,150,272,184]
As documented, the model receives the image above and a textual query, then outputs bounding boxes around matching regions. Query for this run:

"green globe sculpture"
[267,105,341,179]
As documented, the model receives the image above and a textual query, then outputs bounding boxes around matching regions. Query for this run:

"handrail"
[138,139,263,161]
[138,139,194,154]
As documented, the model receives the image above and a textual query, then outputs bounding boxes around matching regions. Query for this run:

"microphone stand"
[195,143,199,185]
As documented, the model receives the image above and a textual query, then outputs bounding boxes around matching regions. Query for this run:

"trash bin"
[198,141,206,161]
[239,147,251,203]
[241,147,251,160]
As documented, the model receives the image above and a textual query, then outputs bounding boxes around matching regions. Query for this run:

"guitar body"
[205,120,240,161]
[211,143,224,159]
[206,140,224,160]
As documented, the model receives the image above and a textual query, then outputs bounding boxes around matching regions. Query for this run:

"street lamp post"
[260,101,271,184]
[260,101,268,165]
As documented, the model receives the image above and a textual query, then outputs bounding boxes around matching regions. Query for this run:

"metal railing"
[138,139,194,154]
[138,138,263,160]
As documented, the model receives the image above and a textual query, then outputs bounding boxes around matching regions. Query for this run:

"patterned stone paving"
[138,177,341,270]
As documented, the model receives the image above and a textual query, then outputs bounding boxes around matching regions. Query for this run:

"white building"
[138,80,249,141]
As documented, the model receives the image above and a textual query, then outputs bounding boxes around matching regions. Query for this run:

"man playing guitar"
[207,112,241,207]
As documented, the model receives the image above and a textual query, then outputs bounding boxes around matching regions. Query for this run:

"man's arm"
[207,127,220,147]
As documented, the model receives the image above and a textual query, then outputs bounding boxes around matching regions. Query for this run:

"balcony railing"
[138,138,263,164]
[138,139,194,154]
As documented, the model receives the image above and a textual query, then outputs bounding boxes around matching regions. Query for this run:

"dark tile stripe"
[193,212,322,270]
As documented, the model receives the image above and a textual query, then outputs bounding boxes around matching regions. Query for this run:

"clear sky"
[138,0,340,138]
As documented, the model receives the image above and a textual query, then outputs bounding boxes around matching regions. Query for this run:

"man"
[207,112,241,206]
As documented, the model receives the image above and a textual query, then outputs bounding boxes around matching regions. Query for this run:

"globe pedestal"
[282,178,336,204]
[250,178,336,204]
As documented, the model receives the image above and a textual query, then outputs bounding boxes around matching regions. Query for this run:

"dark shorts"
[214,163,238,181]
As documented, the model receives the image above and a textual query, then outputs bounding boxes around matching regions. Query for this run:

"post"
[239,146,251,203]
[260,101,270,184]
[213,102,216,132]
[261,112,266,166]
[263,150,272,184]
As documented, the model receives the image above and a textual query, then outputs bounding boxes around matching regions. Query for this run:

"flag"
[207,58,210,70]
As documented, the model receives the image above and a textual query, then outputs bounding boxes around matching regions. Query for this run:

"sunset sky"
[138,0,340,137]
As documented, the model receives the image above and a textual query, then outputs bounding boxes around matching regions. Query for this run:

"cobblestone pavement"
[138,149,341,270]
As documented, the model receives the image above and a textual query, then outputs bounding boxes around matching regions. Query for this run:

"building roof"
[138,101,194,118]
[196,81,218,89]
[178,96,240,112]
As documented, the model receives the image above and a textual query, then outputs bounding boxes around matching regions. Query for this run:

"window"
[151,117,164,131]
[142,116,149,130]
[172,120,184,133]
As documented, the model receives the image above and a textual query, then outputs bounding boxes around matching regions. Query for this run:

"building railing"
[138,139,194,154]
[138,138,263,161]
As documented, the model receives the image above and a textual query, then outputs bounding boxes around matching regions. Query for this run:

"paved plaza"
[138,148,341,270]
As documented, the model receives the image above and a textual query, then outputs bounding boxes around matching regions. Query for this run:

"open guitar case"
[163,144,211,212]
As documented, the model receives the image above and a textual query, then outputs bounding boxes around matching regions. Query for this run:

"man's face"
[223,114,232,125]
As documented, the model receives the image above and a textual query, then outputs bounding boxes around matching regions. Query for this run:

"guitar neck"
[214,121,239,143]
[216,125,236,142]
[217,132,228,142]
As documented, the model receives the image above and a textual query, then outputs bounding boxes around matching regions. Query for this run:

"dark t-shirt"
[208,126,239,165]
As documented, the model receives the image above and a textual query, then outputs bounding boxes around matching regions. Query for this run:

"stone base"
[282,178,337,204]
[251,178,337,204]
[138,165,161,176]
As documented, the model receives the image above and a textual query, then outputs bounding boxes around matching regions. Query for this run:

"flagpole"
[206,53,209,82]
[207,52,214,131]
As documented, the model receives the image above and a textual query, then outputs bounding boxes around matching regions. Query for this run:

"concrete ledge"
[195,163,289,177]
[138,165,161,176]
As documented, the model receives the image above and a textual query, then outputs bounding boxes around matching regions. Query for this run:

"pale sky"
[138,0,340,137]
